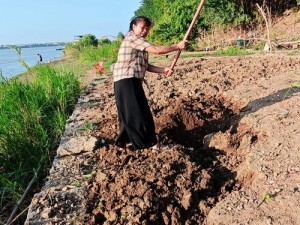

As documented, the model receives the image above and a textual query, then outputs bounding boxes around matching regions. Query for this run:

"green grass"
[0,65,80,217]
[287,50,300,56]
[55,42,121,83]
[52,59,91,85]
[79,42,120,64]
[64,41,120,75]
[181,52,207,58]
[216,46,254,56]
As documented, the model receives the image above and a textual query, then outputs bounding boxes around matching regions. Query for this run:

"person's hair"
[129,16,152,31]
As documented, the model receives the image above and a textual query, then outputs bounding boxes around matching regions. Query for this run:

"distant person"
[37,53,43,64]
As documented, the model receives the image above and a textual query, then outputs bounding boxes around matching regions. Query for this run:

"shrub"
[76,34,98,49]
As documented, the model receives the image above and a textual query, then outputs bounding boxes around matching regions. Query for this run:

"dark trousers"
[114,78,157,150]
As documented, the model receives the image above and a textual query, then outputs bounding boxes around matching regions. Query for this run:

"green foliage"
[180,52,207,58]
[62,32,120,67]
[76,34,98,48]
[216,46,253,56]
[0,66,80,211]
[135,0,168,23]
[149,0,200,45]
[135,0,250,45]
[63,43,81,59]
[202,0,249,27]
[291,83,300,87]
[62,36,121,76]
[79,41,120,66]
[98,38,111,45]
[135,0,296,45]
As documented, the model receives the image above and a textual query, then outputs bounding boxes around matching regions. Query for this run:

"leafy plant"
[257,192,273,207]
[72,181,82,187]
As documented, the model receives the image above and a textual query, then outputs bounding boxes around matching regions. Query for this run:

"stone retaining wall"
[25,77,103,224]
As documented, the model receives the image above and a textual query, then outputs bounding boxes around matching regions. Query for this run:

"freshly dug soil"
[26,53,300,225]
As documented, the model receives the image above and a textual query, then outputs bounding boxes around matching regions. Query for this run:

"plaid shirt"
[113,31,152,82]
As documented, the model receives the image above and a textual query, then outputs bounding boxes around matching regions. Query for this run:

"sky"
[0,0,141,45]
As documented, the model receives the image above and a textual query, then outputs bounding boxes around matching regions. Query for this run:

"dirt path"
[26,53,300,225]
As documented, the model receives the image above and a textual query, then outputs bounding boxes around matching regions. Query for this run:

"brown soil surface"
[26,52,300,225]
[86,54,300,225]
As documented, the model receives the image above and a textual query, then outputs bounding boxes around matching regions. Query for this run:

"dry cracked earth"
[25,53,300,225]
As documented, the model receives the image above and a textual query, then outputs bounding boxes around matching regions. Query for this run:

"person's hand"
[176,40,188,50]
[164,67,173,76]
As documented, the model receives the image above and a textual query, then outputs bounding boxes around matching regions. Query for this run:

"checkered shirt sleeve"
[113,31,152,82]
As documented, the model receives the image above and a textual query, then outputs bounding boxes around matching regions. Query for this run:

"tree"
[141,0,203,45]
[77,34,98,48]
[202,0,249,26]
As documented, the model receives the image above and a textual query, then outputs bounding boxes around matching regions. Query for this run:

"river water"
[0,45,64,79]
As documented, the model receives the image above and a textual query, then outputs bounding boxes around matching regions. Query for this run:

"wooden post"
[256,3,272,51]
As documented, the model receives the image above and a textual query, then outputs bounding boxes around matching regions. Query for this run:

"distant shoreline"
[0,42,68,50]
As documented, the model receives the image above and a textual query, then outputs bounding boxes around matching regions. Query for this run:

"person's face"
[132,21,150,38]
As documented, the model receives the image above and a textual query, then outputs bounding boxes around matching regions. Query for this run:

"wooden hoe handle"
[168,0,206,75]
